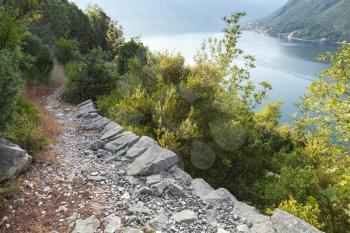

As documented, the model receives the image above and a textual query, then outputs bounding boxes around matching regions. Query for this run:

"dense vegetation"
[260,0,350,42]
[1,1,349,232]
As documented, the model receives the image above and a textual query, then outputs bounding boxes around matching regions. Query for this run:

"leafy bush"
[278,197,324,229]
[56,38,80,64]
[114,39,148,75]
[22,35,54,85]
[62,48,117,104]
[1,96,49,156]
[0,49,22,131]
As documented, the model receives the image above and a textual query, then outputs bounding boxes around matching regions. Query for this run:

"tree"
[86,5,124,58]
[62,48,117,103]
[56,38,80,64]
[0,0,40,49]
[22,34,54,85]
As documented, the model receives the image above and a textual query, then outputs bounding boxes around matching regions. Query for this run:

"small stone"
[217,228,230,233]
[138,186,152,195]
[56,206,68,213]
[168,183,187,198]
[90,172,99,176]
[237,224,250,233]
[121,192,131,200]
[145,175,162,186]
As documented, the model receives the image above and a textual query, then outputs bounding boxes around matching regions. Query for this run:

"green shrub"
[56,38,80,64]
[62,48,117,104]
[1,96,49,156]
[22,35,54,85]
[0,49,22,131]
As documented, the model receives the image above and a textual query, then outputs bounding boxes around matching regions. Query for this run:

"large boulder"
[126,144,179,176]
[125,136,157,160]
[104,131,139,152]
[232,202,275,233]
[0,139,32,182]
[191,178,214,198]
[272,209,324,233]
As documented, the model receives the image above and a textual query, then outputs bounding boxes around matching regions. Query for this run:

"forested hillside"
[261,0,350,42]
[1,1,349,233]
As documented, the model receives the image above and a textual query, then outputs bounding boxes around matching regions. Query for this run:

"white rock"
[202,188,238,205]
[171,210,198,224]
[232,202,275,233]
[149,208,168,231]
[72,215,100,233]
[119,228,143,233]
[271,209,324,233]
[145,175,162,186]
[237,224,251,233]
[217,228,230,233]
[121,192,131,200]
[191,178,214,198]
[104,215,122,233]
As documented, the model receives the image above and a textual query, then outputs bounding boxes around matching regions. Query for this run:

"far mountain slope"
[260,0,350,42]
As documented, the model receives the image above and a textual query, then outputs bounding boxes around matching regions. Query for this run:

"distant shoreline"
[242,26,349,46]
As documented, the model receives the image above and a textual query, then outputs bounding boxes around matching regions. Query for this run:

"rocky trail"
[0,89,324,233]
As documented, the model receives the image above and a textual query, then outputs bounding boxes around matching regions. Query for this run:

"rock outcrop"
[0,138,32,182]
[64,100,326,232]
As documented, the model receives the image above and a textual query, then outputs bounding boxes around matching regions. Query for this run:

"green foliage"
[86,5,124,58]
[0,49,22,131]
[114,39,148,75]
[62,48,117,103]
[262,0,350,42]
[0,0,40,49]
[1,96,49,156]
[98,13,292,209]
[56,38,80,64]
[22,35,54,85]
[277,196,324,229]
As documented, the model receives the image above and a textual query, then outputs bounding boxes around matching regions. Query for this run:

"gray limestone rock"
[171,210,198,224]
[104,131,139,152]
[125,136,157,160]
[126,144,179,176]
[90,140,105,151]
[0,139,32,182]
[206,208,219,227]
[104,215,122,233]
[145,175,162,186]
[232,202,275,233]
[168,165,192,185]
[100,124,125,141]
[72,215,100,233]
[151,179,173,196]
[149,208,168,231]
[191,178,214,198]
[202,188,238,205]
[168,183,187,198]
[119,228,143,233]
[271,209,324,233]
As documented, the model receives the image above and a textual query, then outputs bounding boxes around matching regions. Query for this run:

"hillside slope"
[261,0,350,42]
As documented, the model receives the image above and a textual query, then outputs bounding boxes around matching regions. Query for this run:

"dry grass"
[25,61,67,144]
